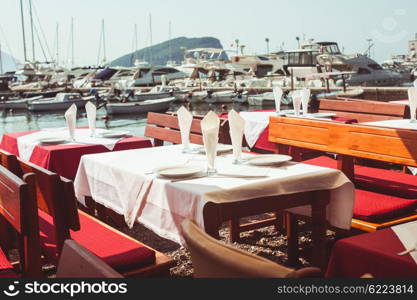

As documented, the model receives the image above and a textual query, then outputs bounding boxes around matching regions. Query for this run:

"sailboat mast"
[134,24,138,62]
[29,0,35,61]
[102,19,106,64]
[56,23,59,66]
[0,43,3,74]
[20,0,28,61]
[168,20,172,62]
[71,17,74,67]
[149,13,153,63]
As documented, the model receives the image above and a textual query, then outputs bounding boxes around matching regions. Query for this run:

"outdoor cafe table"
[0,128,152,179]
[326,221,417,278]
[74,144,355,267]
[224,110,357,154]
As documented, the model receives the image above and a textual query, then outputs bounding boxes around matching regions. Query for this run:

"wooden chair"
[56,240,122,278]
[0,150,175,277]
[0,165,42,277]
[181,219,322,278]
[144,112,231,146]
[318,98,408,123]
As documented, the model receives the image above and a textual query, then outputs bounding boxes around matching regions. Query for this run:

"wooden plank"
[147,112,203,134]
[144,126,204,145]
[269,116,417,167]
[319,98,407,116]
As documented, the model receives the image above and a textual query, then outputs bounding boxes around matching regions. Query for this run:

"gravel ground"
[110,213,336,277]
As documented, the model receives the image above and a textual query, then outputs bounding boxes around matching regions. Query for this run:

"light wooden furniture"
[318,98,408,123]
[181,219,322,278]
[269,116,417,231]
[56,240,123,278]
[0,165,42,277]
[144,112,231,146]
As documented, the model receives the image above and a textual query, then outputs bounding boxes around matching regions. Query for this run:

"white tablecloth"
[392,220,417,264]
[17,128,123,161]
[74,145,354,245]
[361,119,417,130]
[239,112,277,148]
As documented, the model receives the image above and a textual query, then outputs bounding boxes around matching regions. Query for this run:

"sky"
[0,0,416,67]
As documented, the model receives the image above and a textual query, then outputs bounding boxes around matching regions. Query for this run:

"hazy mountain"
[0,51,18,73]
[110,36,225,67]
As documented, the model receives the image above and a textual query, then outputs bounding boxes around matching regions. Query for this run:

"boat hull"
[28,99,88,112]
[106,97,175,115]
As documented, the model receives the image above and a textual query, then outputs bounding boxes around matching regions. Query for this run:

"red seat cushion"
[39,210,156,272]
[304,156,417,199]
[0,248,18,278]
[355,169,417,199]
[304,156,417,222]
[353,189,417,222]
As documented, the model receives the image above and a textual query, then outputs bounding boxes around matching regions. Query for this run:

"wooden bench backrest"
[0,150,80,254]
[16,159,80,254]
[269,116,417,168]
[319,98,408,122]
[0,165,42,277]
[145,112,231,146]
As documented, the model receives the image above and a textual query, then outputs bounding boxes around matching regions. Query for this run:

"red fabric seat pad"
[304,156,417,198]
[353,189,417,222]
[38,210,156,271]
[0,248,18,278]
[304,156,417,221]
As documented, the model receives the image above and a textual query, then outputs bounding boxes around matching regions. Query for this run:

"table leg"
[228,218,240,242]
[203,202,221,240]
[286,212,299,267]
[311,191,329,270]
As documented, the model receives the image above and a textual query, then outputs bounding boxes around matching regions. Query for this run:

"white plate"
[38,137,67,145]
[197,144,233,154]
[156,165,204,179]
[98,130,130,139]
[247,154,292,166]
[309,112,336,118]
[276,110,295,115]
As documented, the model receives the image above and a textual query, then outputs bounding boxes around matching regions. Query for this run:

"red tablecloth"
[0,130,152,179]
[326,228,417,278]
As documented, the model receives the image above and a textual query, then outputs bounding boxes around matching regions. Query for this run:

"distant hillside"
[0,51,18,73]
[110,36,225,67]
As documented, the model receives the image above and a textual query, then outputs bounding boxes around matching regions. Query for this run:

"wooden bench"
[144,112,231,146]
[0,165,42,277]
[269,116,417,232]
[318,98,409,123]
[0,150,175,277]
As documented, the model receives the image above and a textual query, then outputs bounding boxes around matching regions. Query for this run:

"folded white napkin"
[392,220,417,264]
[301,89,311,116]
[273,85,283,113]
[201,111,220,171]
[177,106,193,151]
[64,104,77,141]
[414,79,417,88]
[228,109,245,161]
[292,90,302,116]
[85,101,97,137]
[408,87,417,121]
